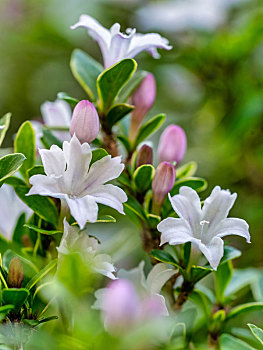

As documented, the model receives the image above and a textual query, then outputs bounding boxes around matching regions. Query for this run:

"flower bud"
[136,144,153,168]
[102,279,139,334]
[8,257,24,288]
[70,100,100,144]
[152,162,175,214]
[129,73,156,141]
[157,125,187,165]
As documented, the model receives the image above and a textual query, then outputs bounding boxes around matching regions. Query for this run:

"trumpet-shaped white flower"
[27,134,127,229]
[157,186,250,270]
[71,14,172,68]
[57,220,116,279]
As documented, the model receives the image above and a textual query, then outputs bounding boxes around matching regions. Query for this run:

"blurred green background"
[0,0,262,266]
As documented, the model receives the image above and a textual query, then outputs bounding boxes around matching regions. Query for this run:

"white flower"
[27,134,127,229]
[32,100,72,149]
[57,220,116,279]
[71,14,172,68]
[157,186,250,270]
[0,184,32,241]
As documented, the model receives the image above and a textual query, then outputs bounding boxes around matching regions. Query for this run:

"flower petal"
[39,145,66,177]
[157,217,194,246]
[66,195,98,228]
[140,293,169,318]
[28,174,65,198]
[216,218,250,243]
[88,184,127,214]
[93,253,117,279]
[168,187,202,234]
[195,236,224,270]
[146,263,176,294]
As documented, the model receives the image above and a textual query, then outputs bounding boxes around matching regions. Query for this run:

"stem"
[59,199,70,230]
[175,280,194,310]
[100,113,119,157]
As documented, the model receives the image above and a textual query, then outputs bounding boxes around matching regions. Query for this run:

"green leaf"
[226,302,263,321]
[117,135,131,153]
[176,161,197,179]
[170,177,207,196]
[97,59,137,112]
[2,288,29,310]
[0,305,15,315]
[14,186,58,225]
[220,334,256,350]
[90,148,108,167]
[184,242,191,268]
[25,259,57,291]
[151,249,183,273]
[106,103,134,128]
[0,113,11,147]
[13,213,27,244]
[27,165,45,178]
[118,70,148,102]
[96,215,116,223]
[134,114,166,148]
[70,49,103,101]
[133,164,155,193]
[220,246,241,265]
[248,324,263,345]
[124,196,146,220]
[57,92,79,106]
[146,214,161,228]
[24,224,62,236]
[0,153,26,183]
[214,261,233,304]
[190,265,213,283]
[14,121,35,179]
[3,250,38,280]
[41,128,62,149]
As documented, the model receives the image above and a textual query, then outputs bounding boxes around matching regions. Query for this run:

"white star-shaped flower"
[71,14,172,68]
[157,186,250,270]
[27,134,127,229]
[57,220,116,279]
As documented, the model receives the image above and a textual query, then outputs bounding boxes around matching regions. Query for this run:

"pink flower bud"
[129,73,156,141]
[136,144,153,168]
[152,162,175,214]
[70,100,100,144]
[102,279,140,334]
[157,125,187,164]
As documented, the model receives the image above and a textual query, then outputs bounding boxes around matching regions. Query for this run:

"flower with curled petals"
[157,186,250,270]
[27,134,127,229]
[71,14,172,68]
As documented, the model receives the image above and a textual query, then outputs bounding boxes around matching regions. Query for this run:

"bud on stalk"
[129,73,156,141]
[152,162,175,214]
[70,100,100,144]
[8,257,24,288]
[157,124,187,165]
[136,144,153,168]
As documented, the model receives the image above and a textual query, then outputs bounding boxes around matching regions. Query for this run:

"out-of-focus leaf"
[117,135,131,153]
[41,128,62,149]
[176,162,197,179]
[0,113,11,147]
[57,92,79,106]
[124,196,146,220]
[220,334,256,350]
[134,114,165,148]
[248,324,263,345]
[214,261,233,304]
[2,288,29,310]
[226,302,263,321]
[106,103,134,128]
[25,259,57,291]
[118,70,148,102]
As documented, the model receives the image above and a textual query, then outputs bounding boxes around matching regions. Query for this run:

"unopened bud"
[8,257,24,288]
[152,162,175,214]
[157,125,187,165]
[136,144,153,168]
[70,100,100,144]
[129,73,156,141]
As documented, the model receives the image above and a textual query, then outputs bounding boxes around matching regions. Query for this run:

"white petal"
[146,263,176,294]
[63,134,92,192]
[195,236,224,270]
[93,253,117,279]
[128,33,172,59]
[118,261,146,294]
[157,217,193,246]
[39,145,66,177]
[88,184,127,214]
[107,27,134,67]
[202,186,237,235]
[66,195,98,229]
[83,155,124,190]
[168,186,201,234]
[140,293,169,318]
[216,218,250,243]
[71,14,111,66]
[28,174,65,198]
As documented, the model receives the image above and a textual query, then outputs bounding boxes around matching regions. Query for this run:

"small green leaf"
[176,162,197,179]
[57,92,79,106]
[96,215,116,223]
[24,224,62,236]
[170,177,207,196]
[70,49,103,100]
[118,70,148,102]
[214,261,233,304]
[14,121,35,180]
[97,59,137,112]
[134,114,166,148]
[0,153,26,183]
[220,334,256,350]
[124,196,146,220]
[226,302,263,321]
[248,324,263,345]
[2,288,29,310]
[134,164,155,193]
[106,103,134,128]
[90,148,108,167]
[117,135,131,153]
[27,165,45,178]
[151,249,182,273]
[25,259,57,290]
[146,214,161,228]
[190,265,213,283]
[0,113,11,146]
[220,246,241,265]
[41,128,62,149]
[0,305,15,315]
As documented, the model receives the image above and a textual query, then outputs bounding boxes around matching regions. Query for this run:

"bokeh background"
[0,0,262,267]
